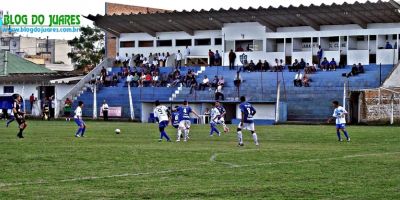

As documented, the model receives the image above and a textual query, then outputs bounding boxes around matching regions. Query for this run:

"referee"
[13,94,27,138]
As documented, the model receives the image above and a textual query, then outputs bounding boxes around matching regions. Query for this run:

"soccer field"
[0,121,399,199]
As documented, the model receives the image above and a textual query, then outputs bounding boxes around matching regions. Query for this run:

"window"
[120,41,135,48]
[4,86,14,94]
[1,39,10,46]
[38,43,47,48]
[176,39,192,46]
[214,38,222,45]
[138,40,154,47]
[194,38,211,46]
[156,40,172,47]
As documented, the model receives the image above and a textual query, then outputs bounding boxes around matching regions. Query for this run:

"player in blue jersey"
[237,96,258,146]
[177,100,200,142]
[327,101,350,142]
[215,101,229,133]
[153,100,171,142]
[171,106,182,139]
[209,103,221,136]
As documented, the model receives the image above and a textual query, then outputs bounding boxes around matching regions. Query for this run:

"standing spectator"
[184,46,190,59]
[214,50,221,66]
[199,75,210,90]
[49,96,55,120]
[64,98,72,121]
[208,49,215,66]
[29,93,35,112]
[189,76,198,94]
[234,71,242,91]
[101,100,109,121]
[115,52,122,65]
[176,50,183,69]
[215,85,224,100]
[123,53,130,66]
[228,49,236,70]
[317,45,323,67]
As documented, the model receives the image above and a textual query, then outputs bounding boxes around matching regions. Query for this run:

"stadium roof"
[0,52,55,74]
[86,0,400,37]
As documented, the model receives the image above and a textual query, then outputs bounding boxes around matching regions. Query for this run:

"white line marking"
[1,151,399,188]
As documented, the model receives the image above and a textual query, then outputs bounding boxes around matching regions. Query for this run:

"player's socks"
[252,133,259,145]
[161,131,170,141]
[184,130,189,141]
[177,130,182,141]
[81,128,86,137]
[343,131,349,140]
[336,130,342,141]
[75,128,82,137]
[17,129,24,138]
[237,131,243,144]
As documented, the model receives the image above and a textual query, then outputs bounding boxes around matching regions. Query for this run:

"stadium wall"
[358,89,400,124]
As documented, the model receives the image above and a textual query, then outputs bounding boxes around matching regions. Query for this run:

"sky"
[0,0,376,40]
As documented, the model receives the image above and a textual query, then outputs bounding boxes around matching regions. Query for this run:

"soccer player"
[171,106,181,137]
[153,100,171,142]
[13,94,27,138]
[74,101,86,138]
[209,104,221,136]
[6,109,15,127]
[237,96,259,146]
[328,101,350,142]
[177,100,200,142]
[215,101,229,133]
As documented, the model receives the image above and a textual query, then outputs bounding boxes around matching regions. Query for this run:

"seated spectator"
[199,75,210,90]
[245,60,256,72]
[144,73,152,87]
[255,60,262,72]
[236,45,244,52]
[299,59,306,70]
[115,52,122,65]
[132,73,139,87]
[211,76,219,89]
[123,53,130,66]
[159,73,168,87]
[126,73,133,87]
[289,59,300,72]
[345,64,359,78]
[152,72,159,87]
[189,77,198,94]
[262,60,270,72]
[112,73,118,87]
[272,58,279,72]
[218,76,225,87]
[386,41,393,49]
[329,58,337,71]
[215,85,224,100]
[357,63,365,73]
[320,57,329,71]
[293,71,303,87]
[302,74,310,87]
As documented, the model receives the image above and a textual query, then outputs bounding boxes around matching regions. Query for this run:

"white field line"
[1,151,399,188]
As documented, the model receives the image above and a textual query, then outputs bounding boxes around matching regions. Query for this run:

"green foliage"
[68,26,105,70]
[0,122,399,199]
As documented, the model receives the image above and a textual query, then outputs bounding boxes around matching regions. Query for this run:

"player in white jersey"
[153,100,171,142]
[327,101,350,142]
[74,101,86,138]
[209,105,221,136]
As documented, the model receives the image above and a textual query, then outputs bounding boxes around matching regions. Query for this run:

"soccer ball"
[115,129,121,134]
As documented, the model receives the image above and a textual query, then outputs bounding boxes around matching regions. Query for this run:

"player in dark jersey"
[13,94,27,138]
[237,96,258,146]
[215,101,229,133]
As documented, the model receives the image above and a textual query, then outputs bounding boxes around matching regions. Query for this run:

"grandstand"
[65,0,400,123]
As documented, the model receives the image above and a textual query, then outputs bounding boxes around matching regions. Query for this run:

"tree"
[68,26,105,70]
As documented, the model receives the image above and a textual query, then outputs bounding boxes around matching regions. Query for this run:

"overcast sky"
[1,0,375,39]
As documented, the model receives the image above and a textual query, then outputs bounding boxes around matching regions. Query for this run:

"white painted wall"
[347,50,369,65]
[376,49,399,65]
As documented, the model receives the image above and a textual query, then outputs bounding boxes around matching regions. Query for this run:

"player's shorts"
[218,117,225,124]
[179,120,191,129]
[16,116,25,125]
[238,122,255,131]
[336,123,346,129]
[74,118,85,127]
[159,120,169,128]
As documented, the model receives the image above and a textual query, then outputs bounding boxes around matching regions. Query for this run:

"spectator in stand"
[152,72,159,87]
[299,58,306,70]
[29,93,35,112]
[234,71,242,94]
[184,46,191,59]
[129,53,135,67]
[189,76,198,94]
[208,49,215,66]
[211,76,219,89]
[302,74,310,87]
[317,45,323,67]
[215,50,221,66]
[246,60,256,72]
[112,73,118,87]
[142,57,149,66]
[160,73,168,87]
[346,64,359,78]
[262,60,270,72]
[289,59,299,72]
[132,73,139,87]
[144,73,152,87]
[115,52,122,65]
[246,44,252,52]
[199,75,210,90]
[64,98,72,121]
[321,57,329,71]
[123,53,130,66]
[229,49,236,70]
[255,60,262,72]
[215,84,224,100]
[386,41,393,49]
[236,45,244,52]
[329,58,337,71]
[176,50,182,69]
[293,71,303,87]
[272,58,279,72]
[218,76,225,87]
[159,53,165,67]
[279,59,285,71]
[138,72,145,87]
[305,63,316,74]
[358,63,365,74]
[126,72,133,87]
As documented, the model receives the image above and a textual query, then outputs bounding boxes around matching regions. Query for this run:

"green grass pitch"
[0,121,399,199]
